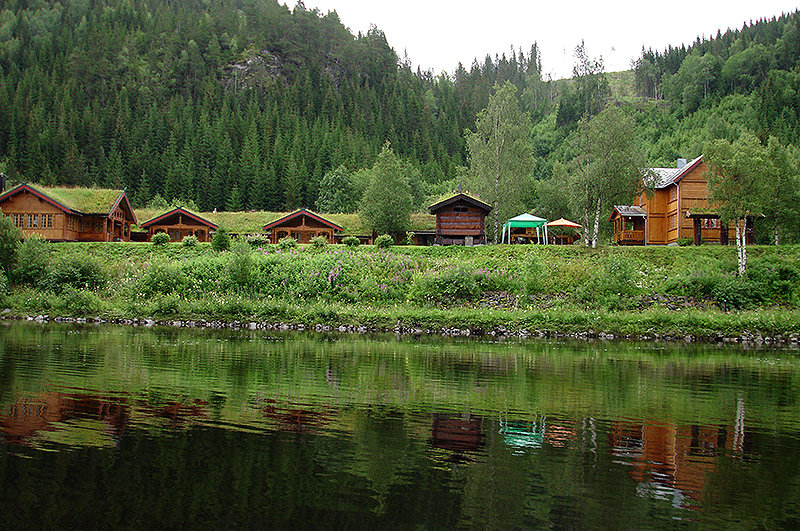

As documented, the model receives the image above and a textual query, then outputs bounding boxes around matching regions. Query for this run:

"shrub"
[374,234,394,249]
[41,256,107,293]
[310,236,328,249]
[55,286,103,316]
[228,238,253,289]
[746,257,800,303]
[212,227,230,252]
[136,259,186,296]
[151,232,170,245]
[0,211,21,274]
[601,255,640,297]
[182,235,199,247]
[246,234,271,247]
[278,236,297,250]
[664,270,721,299]
[677,237,694,246]
[521,254,544,294]
[342,236,360,247]
[13,235,49,285]
[180,254,226,294]
[0,270,7,303]
[711,276,757,310]
[574,254,642,310]
[409,266,480,305]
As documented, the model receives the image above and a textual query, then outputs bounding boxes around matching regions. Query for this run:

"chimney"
[676,158,687,169]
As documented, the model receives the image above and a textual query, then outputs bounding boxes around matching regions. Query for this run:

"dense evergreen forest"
[0,0,799,235]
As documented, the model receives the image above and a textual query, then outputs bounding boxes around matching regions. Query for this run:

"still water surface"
[2,322,800,530]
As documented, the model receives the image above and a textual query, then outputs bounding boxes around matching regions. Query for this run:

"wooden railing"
[614,229,645,243]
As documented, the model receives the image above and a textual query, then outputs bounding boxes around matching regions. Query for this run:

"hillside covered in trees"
[1,0,799,241]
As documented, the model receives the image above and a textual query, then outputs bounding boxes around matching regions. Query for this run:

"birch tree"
[569,106,646,247]
[466,82,534,243]
[705,132,773,275]
[359,143,414,236]
[762,138,800,245]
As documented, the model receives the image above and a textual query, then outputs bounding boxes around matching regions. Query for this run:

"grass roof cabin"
[0,183,137,242]
[262,209,344,244]
[139,207,218,243]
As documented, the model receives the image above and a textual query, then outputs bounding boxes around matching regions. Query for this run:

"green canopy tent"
[501,213,548,244]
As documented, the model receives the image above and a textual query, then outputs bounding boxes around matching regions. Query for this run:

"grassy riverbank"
[5,240,800,341]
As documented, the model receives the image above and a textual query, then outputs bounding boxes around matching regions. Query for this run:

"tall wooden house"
[0,183,137,242]
[428,192,492,245]
[262,208,343,244]
[610,156,740,245]
[139,207,218,242]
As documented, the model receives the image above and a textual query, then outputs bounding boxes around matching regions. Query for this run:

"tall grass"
[7,242,800,337]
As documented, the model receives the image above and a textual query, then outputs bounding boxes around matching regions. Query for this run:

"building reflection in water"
[429,413,485,463]
[255,397,334,434]
[610,400,749,510]
[0,391,130,447]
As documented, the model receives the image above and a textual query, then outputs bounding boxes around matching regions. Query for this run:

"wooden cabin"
[611,156,749,245]
[609,206,647,245]
[428,192,492,245]
[0,183,137,242]
[262,208,343,244]
[139,207,218,243]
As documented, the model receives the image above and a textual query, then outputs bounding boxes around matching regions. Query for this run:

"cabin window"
[669,214,677,230]
[453,206,469,213]
[43,214,53,228]
[701,218,719,229]
[29,214,38,228]
[669,187,677,202]
[12,214,23,228]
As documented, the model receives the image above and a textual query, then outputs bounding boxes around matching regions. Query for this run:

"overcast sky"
[302,1,799,79]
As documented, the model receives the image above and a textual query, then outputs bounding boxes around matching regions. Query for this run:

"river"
[1,321,799,530]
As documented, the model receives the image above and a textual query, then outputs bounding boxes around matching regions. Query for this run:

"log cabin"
[139,207,218,242]
[610,156,749,245]
[428,192,492,246]
[262,208,343,244]
[0,183,137,242]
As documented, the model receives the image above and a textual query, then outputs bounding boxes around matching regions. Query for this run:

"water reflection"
[499,415,546,452]
[1,390,130,447]
[430,413,485,462]
[2,322,800,530]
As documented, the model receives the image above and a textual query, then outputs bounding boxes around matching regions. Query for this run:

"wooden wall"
[1,192,69,241]
[1,190,132,242]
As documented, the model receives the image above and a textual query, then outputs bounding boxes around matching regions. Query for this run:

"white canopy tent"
[501,213,549,244]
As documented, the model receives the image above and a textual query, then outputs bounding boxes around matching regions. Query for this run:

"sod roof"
[38,186,128,215]
[133,209,436,235]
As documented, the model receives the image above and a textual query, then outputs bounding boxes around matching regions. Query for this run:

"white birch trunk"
[583,204,590,247]
[735,218,747,276]
[591,196,601,248]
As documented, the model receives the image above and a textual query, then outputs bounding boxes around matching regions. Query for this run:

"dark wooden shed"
[428,192,492,246]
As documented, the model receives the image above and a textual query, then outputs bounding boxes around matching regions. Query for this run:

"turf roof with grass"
[133,209,436,235]
[12,184,128,214]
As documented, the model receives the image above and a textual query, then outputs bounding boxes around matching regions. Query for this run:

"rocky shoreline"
[9,313,800,348]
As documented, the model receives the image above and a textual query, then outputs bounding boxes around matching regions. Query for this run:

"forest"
[1,0,799,242]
